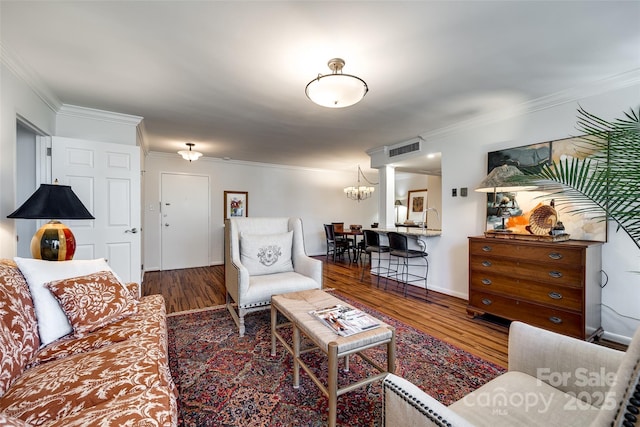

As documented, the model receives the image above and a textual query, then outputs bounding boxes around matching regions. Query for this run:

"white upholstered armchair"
[383,321,640,427]
[224,217,322,336]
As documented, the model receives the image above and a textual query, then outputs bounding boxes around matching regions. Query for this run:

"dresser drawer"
[470,255,583,287]
[469,274,582,311]
[469,291,583,338]
[470,240,583,266]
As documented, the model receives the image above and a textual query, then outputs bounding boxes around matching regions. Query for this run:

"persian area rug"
[168,292,505,426]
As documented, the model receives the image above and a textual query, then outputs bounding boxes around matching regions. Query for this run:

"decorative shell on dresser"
[529,205,558,235]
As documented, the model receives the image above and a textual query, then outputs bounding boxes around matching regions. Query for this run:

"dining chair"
[324,224,351,262]
[331,222,350,245]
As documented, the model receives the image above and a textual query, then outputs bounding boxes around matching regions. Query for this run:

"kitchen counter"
[374,227,442,237]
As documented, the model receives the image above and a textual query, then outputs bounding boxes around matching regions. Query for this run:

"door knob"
[125,228,138,234]
[164,223,170,227]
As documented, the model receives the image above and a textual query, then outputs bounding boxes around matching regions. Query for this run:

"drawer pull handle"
[549,271,563,279]
[549,316,563,324]
[548,291,563,300]
[548,252,563,260]
[481,278,492,285]
[482,260,492,267]
[481,298,492,306]
[481,246,492,252]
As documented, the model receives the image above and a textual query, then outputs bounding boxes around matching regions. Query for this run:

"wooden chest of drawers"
[467,236,603,340]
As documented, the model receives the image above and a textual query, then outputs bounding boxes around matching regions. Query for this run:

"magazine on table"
[310,304,380,337]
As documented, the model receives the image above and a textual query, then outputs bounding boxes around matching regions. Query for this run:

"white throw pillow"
[240,231,294,276]
[14,257,123,347]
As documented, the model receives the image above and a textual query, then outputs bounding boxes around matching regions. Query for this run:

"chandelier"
[305,58,368,108]
[178,143,203,162]
[344,165,377,202]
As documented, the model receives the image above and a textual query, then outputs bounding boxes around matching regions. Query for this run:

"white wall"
[143,153,379,270]
[0,62,57,258]
[424,84,640,343]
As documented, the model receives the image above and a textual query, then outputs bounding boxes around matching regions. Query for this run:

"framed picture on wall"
[224,191,248,219]
[406,189,428,223]
[485,137,606,242]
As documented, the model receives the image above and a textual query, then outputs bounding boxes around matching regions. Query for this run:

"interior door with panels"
[160,173,210,270]
[51,136,141,284]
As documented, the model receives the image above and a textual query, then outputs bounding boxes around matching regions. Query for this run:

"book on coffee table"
[310,305,380,337]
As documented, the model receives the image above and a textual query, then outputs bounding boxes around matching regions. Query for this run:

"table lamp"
[7,182,94,261]
[394,200,403,223]
[475,165,536,233]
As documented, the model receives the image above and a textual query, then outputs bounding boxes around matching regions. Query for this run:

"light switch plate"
[452,188,457,197]
[461,187,468,197]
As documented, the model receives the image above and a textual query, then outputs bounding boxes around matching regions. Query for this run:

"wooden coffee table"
[271,289,395,427]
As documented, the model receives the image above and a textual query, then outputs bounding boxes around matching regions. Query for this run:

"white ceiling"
[2,1,639,175]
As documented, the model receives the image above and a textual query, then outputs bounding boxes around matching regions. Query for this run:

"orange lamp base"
[30,220,76,261]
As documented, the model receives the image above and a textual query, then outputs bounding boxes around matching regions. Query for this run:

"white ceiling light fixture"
[178,143,203,162]
[344,165,377,202]
[305,58,368,108]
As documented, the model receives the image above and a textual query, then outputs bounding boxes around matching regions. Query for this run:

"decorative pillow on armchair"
[45,270,138,338]
[240,231,294,275]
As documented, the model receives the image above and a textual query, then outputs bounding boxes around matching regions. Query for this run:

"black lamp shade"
[7,184,94,220]
[7,184,94,261]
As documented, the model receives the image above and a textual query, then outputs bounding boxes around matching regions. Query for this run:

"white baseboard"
[426,284,467,300]
[602,331,632,346]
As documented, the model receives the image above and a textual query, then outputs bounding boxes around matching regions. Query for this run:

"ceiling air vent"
[389,141,420,157]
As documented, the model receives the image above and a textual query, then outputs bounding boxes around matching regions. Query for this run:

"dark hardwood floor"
[143,265,226,312]
[144,255,511,367]
[142,255,628,368]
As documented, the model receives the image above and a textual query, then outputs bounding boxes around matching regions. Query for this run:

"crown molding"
[0,43,61,113]
[1,44,149,147]
[517,68,640,116]
[420,68,640,140]
[58,105,144,149]
[147,151,340,173]
[136,120,150,155]
[57,104,143,126]
[367,69,639,167]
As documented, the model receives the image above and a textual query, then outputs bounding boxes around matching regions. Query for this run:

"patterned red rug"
[168,291,505,426]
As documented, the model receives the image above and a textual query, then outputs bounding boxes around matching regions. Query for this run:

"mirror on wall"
[394,153,442,230]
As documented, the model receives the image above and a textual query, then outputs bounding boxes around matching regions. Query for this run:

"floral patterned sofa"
[0,259,177,426]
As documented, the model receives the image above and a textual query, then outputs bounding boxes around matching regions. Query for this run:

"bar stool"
[360,230,391,286]
[386,232,429,297]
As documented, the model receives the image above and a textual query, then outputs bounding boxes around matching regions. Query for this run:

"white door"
[161,173,210,270]
[52,137,141,283]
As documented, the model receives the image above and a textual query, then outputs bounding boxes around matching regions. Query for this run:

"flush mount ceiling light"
[305,58,368,108]
[178,143,203,162]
